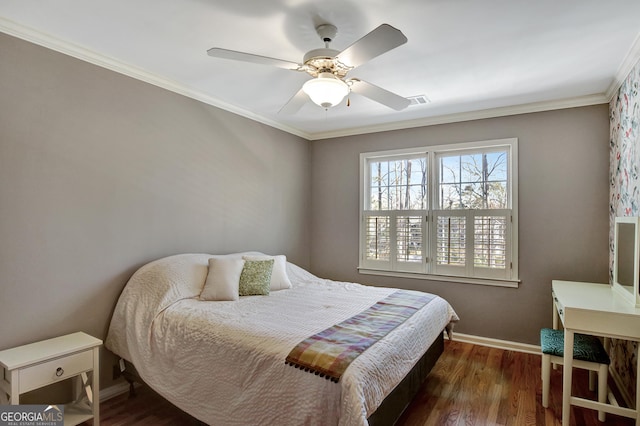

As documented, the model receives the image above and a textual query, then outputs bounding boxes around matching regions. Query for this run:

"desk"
[552,280,640,426]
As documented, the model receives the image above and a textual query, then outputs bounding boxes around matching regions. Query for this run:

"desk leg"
[562,329,574,426]
[553,301,559,370]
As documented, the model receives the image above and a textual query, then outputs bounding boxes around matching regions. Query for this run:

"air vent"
[407,95,431,106]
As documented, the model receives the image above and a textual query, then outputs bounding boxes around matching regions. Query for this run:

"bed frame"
[368,331,444,425]
[116,331,444,425]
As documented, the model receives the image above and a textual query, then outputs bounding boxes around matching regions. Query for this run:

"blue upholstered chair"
[540,328,610,422]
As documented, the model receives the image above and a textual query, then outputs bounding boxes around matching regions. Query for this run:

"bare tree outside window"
[369,157,427,211]
[438,151,507,210]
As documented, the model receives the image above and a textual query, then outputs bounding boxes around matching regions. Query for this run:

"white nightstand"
[0,332,102,425]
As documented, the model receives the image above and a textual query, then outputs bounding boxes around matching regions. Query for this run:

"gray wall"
[0,33,311,388]
[0,28,611,395]
[310,105,610,344]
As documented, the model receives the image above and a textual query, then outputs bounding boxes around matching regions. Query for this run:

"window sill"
[357,268,520,288]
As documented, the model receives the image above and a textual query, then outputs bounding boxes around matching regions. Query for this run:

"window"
[359,138,518,286]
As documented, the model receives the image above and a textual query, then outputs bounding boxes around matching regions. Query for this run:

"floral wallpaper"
[609,58,640,403]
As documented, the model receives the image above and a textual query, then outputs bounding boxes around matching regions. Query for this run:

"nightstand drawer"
[19,350,93,393]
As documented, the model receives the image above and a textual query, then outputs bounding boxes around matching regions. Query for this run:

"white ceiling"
[2,1,640,140]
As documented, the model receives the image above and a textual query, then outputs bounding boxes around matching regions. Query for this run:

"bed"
[105,253,459,425]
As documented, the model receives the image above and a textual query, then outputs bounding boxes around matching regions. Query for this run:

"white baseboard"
[450,332,541,355]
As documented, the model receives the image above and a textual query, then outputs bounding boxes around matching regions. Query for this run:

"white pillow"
[242,255,292,291]
[200,257,245,301]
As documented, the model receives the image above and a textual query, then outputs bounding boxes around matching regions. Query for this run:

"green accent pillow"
[239,259,274,296]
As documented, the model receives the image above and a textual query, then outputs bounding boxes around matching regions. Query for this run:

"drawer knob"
[55,367,64,377]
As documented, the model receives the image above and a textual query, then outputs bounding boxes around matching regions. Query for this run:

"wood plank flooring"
[98,340,635,425]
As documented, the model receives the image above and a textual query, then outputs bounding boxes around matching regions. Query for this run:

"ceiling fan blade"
[336,24,407,69]
[349,79,410,111]
[278,88,309,115]
[207,47,301,70]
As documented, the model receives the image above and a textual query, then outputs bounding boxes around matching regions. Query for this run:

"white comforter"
[105,253,459,426]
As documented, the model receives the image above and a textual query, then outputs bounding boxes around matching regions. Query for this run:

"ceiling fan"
[207,23,411,114]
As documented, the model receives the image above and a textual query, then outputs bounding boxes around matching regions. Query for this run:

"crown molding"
[606,31,640,101]
[0,17,618,142]
[307,93,609,140]
[0,18,312,140]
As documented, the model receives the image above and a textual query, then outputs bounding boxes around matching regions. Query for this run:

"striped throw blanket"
[285,290,435,382]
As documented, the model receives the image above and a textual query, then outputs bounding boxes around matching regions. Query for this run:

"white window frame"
[358,138,519,287]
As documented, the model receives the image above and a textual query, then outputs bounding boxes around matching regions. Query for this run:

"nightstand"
[0,332,102,425]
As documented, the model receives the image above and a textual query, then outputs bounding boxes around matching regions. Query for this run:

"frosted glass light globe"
[302,72,349,109]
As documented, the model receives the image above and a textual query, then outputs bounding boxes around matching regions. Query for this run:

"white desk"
[552,280,640,426]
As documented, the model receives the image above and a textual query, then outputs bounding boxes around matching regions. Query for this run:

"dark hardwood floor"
[98,340,634,425]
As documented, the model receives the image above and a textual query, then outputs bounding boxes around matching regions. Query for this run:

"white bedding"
[105,253,459,426]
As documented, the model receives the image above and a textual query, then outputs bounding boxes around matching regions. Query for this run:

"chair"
[540,328,610,422]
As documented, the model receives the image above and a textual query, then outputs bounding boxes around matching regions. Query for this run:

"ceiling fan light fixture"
[302,72,349,109]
